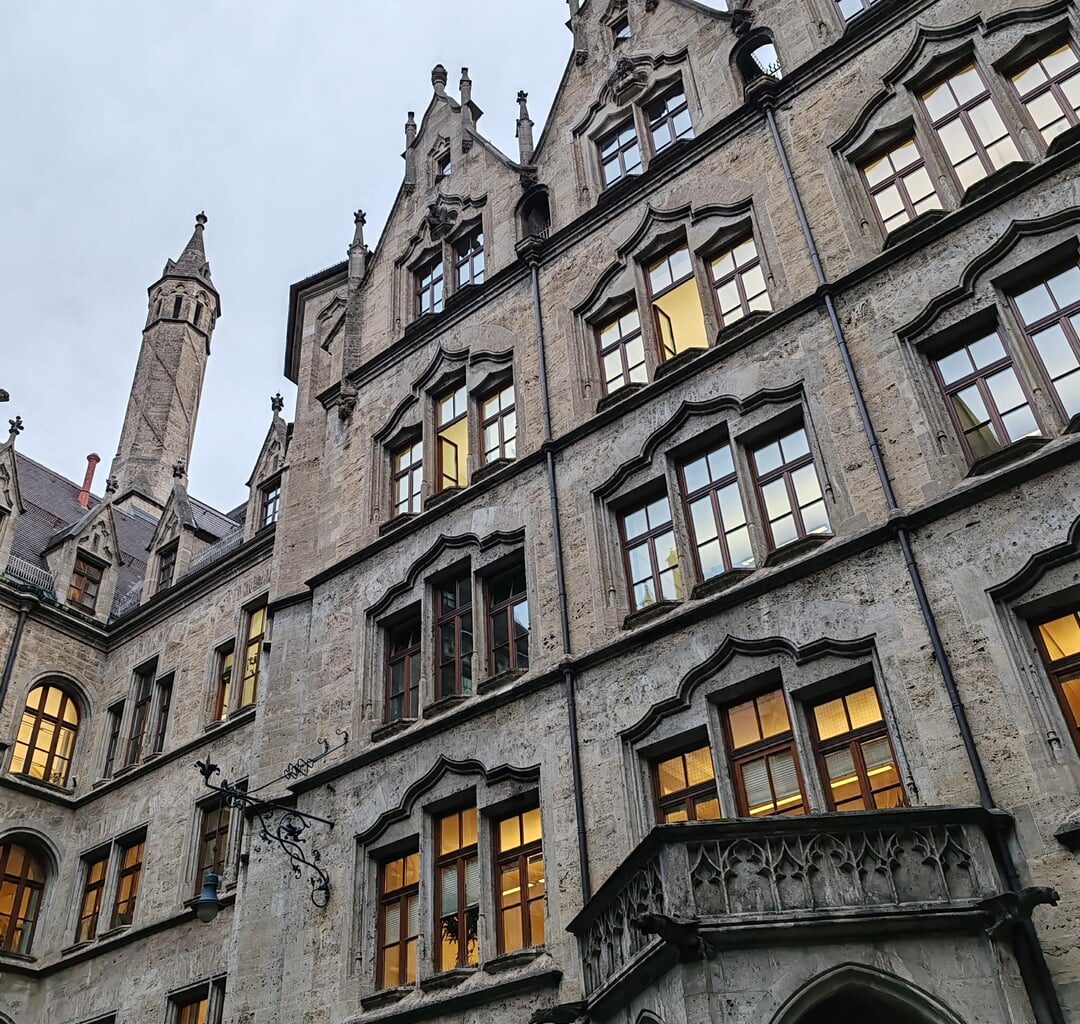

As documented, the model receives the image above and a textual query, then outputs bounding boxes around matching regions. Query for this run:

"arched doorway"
[798,990,930,1024]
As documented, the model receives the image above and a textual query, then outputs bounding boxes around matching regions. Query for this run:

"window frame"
[708,234,772,330]
[110,834,145,929]
[11,681,80,787]
[212,642,235,722]
[238,603,267,710]
[1010,40,1080,149]
[597,118,643,189]
[595,307,647,395]
[435,385,469,493]
[434,807,480,971]
[0,841,45,955]
[156,540,179,594]
[1032,608,1080,755]
[125,663,156,767]
[260,478,282,528]
[836,0,880,22]
[385,614,422,723]
[103,701,124,778]
[435,572,474,700]
[453,225,485,290]
[486,563,530,676]
[376,849,420,991]
[858,136,943,237]
[152,673,173,755]
[75,848,110,943]
[644,80,694,156]
[645,243,708,363]
[69,553,105,612]
[619,492,682,613]
[479,382,517,465]
[391,437,424,517]
[749,426,831,551]
[415,252,445,317]
[493,807,546,955]
[650,744,722,823]
[195,800,231,894]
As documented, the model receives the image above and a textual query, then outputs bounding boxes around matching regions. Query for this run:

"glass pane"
[1056,367,1080,416]
[694,796,721,820]
[1033,324,1079,378]
[499,816,521,853]
[623,507,647,540]
[1013,283,1055,325]
[952,385,990,429]
[698,539,725,579]
[685,746,715,785]
[753,440,783,475]
[727,526,755,570]
[726,698,761,748]
[814,697,848,740]
[1039,612,1080,660]
[847,687,884,729]
[1060,674,1080,728]
[791,464,823,508]
[384,857,403,893]
[758,690,791,737]
[741,758,773,814]
[522,807,542,845]
[462,807,478,848]
[771,513,798,548]
[985,368,1027,413]
[937,348,973,385]
[762,478,792,521]
[1001,405,1040,442]
[440,865,458,916]
[717,482,746,527]
[779,428,810,462]
[656,754,687,796]
[769,751,802,804]
[968,333,1006,369]
[951,66,984,105]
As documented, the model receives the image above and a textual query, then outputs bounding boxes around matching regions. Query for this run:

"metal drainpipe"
[764,100,1066,1024]
[0,601,31,711]
[529,255,594,902]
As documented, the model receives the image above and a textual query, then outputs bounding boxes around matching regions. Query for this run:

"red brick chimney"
[78,453,101,509]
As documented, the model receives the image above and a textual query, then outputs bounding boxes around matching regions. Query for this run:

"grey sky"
[0,1,569,511]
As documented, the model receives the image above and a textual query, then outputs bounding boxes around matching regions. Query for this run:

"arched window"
[735,33,784,87]
[798,991,925,1024]
[10,682,80,787]
[0,841,46,955]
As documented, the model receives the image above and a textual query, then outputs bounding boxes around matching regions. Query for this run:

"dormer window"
[612,15,631,44]
[69,554,104,612]
[436,150,452,179]
[416,253,445,317]
[598,119,642,188]
[645,82,694,154]
[260,479,282,527]
[454,226,485,289]
[156,540,178,594]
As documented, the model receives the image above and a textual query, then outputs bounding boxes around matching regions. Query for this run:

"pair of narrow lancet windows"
[654,683,905,822]
[385,562,529,723]
[415,226,485,319]
[211,604,266,721]
[75,833,145,943]
[929,262,1080,466]
[598,80,694,189]
[391,380,517,517]
[860,44,1080,238]
[619,425,829,614]
[596,234,771,395]
[376,803,545,989]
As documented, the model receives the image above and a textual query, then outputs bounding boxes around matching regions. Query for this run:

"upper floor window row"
[413,222,486,321]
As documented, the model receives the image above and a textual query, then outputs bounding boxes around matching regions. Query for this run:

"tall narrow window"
[436,573,473,699]
[710,236,771,328]
[103,702,124,778]
[386,615,421,722]
[110,836,145,928]
[172,296,183,319]
[126,663,156,766]
[1034,607,1080,754]
[723,690,806,817]
[436,150,452,179]
[69,555,104,612]
[435,807,479,970]
[860,139,943,234]
[621,494,682,612]
[436,386,469,492]
[495,807,545,954]
[836,0,879,19]
[487,564,530,675]
[481,384,517,464]
[392,439,424,516]
[596,309,647,394]
[0,842,45,955]
[932,331,1041,462]
[921,65,1021,192]
[598,119,642,187]
[76,850,110,943]
[454,227,485,289]
[239,605,267,709]
[647,245,707,361]
[750,426,830,549]
[157,541,178,594]
[645,82,693,154]
[611,14,631,43]
[260,480,281,527]
[1011,42,1080,146]
[416,254,445,316]
[377,850,419,990]
[213,643,234,722]
[653,745,721,822]
[152,674,173,755]
[194,302,204,328]
[196,803,231,893]
[1011,265,1080,420]
[176,994,209,1024]
[11,681,80,786]
[679,443,755,581]
[810,686,906,811]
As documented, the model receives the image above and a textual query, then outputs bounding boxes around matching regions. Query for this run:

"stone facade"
[3,1,1080,1023]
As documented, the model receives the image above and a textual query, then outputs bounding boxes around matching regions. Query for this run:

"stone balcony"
[569,807,1009,1016]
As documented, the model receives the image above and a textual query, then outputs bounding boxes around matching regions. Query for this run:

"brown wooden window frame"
[435,385,469,493]
[1032,607,1080,755]
[69,554,105,612]
[0,841,46,955]
[434,807,480,971]
[110,834,145,929]
[644,81,694,155]
[175,992,210,1024]
[125,663,156,767]
[239,604,267,709]
[836,0,880,21]
[486,563,530,676]
[152,673,173,755]
[598,118,643,188]
[75,848,110,943]
[494,806,546,955]
[103,701,124,778]
[1008,264,1080,424]
[619,492,682,613]
[385,614,422,723]
[1010,40,1080,148]
[859,136,943,236]
[156,540,179,594]
[453,226,485,289]
[11,681,80,787]
[480,382,517,465]
[195,801,231,894]
[749,425,831,551]
[808,685,907,812]
[651,744,722,823]
[376,849,420,990]
[436,572,474,700]
[212,642,234,722]
[415,252,445,317]
[595,308,647,395]
[391,437,424,517]
[930,330,1043,464]
[709,234,772,329]
[260,478,282,527]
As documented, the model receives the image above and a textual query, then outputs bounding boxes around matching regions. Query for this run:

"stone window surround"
[574,205,781,407]
[185,785,247,905]
[201,595,268,728]
[97,653,176,781]
[363,536,534,733]
[65,822,149,949]
[623,645,915,844]
[354,766,545,1003]
[3,672,91,794]
[164,976,227,1024]
[0,829,55,961]
[592,396,839,626]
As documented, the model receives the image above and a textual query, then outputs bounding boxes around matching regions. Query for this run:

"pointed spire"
[0,389,9,402]
[169,212,212,284]
[349,210,368,281]
[404,112,418,191]
[516,91,535,164]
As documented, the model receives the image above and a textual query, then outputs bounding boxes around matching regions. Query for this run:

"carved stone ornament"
[731,0,754,36]
[337,381,359,422]
[425,197,460,241]
[631,912,713,962]
[979,886,1060,939]
[81,519,115,561]
[0,463,13,508]
[528,1002,587,1024]
[606,55,650,103]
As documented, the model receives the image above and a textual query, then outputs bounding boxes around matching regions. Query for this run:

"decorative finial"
[516,91,535,164]
[0,389,9,403]
[271,393,285,415]
[106,476,119,494]
[518,91,529,112]
[431,64,448,94]
[195,211,208,228]
[172,459,186,480]
[8,416,23,439]
[460,67,472,104]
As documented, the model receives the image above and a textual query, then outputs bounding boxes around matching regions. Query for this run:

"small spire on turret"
[349,210,368,281]
[0,389,9,402]
[404,112,418,190]
[432,64,448,97]
[460,68,473,107]
[516,91,535,165]
[271,393,285,416]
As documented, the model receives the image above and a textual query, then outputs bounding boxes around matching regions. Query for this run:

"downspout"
[0,600,32,711]
[528,249,593,902]
[764,97,1066,1024]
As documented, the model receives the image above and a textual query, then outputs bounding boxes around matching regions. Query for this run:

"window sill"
[883,208,946,249]
[690,566,754,600]
[361,987,415,1011]
[1066,412,1080,435]
[763,532,833,567]
[472,457,515,485]
[654,345,707,379]
[715,309,770,346]
[597,382,648,414]
[0,948,35,964]
[961,160,1029,205]
[419,966,478,992]
[476,668,527,695]
[1047,122,1080,156]
[426,487,464,511]
[97,924,130,941]
[422,693,472,719]
[380,512,418,537]
[483,947,545,974]
[371,718,417,743]
[622,599,681,631]
[9,773,73,796]
[965,435,1050,477]
[1054,815,1080,852]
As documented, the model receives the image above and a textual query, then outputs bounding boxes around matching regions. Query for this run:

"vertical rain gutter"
[763,93,1065,1024]
[526,245,593,902]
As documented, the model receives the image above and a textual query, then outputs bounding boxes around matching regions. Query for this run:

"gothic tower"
[109,213,221,511]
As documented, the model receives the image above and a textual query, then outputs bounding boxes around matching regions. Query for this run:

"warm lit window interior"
[496,807,545,953]
[240,606,267,708]
[69,555,104,612]
[436,807,480,970]
[654,745,721,822]
[437,386,469,491]
[1035,609,1080,752]
[378,850,419,989]
[725,690,805,817]
[0,842,45,955]
[647,245,708,360]
[11,681,79,786]
[111,836,145,928]
[76,850,108,943]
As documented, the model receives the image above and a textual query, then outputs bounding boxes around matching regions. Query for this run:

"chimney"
[79,453,101,509]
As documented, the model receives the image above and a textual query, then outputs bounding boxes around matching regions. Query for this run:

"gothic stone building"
[2,1,1080,1022]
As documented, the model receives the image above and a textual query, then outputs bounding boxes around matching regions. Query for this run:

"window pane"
[522,807,542,845]
[727,699,761,749]
[685,746,715,785]
[1014,283,1055,325]
[814,697,848,740]
[761,478,792,521]
[846,687,884,729]
[1039,612,1080,661]
[1032,324,1079,378]
[758,690,791,738]
[741,757,773,813]
[657,754,687,796]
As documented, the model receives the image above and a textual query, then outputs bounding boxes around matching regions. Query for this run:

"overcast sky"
[0,1,569,511]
